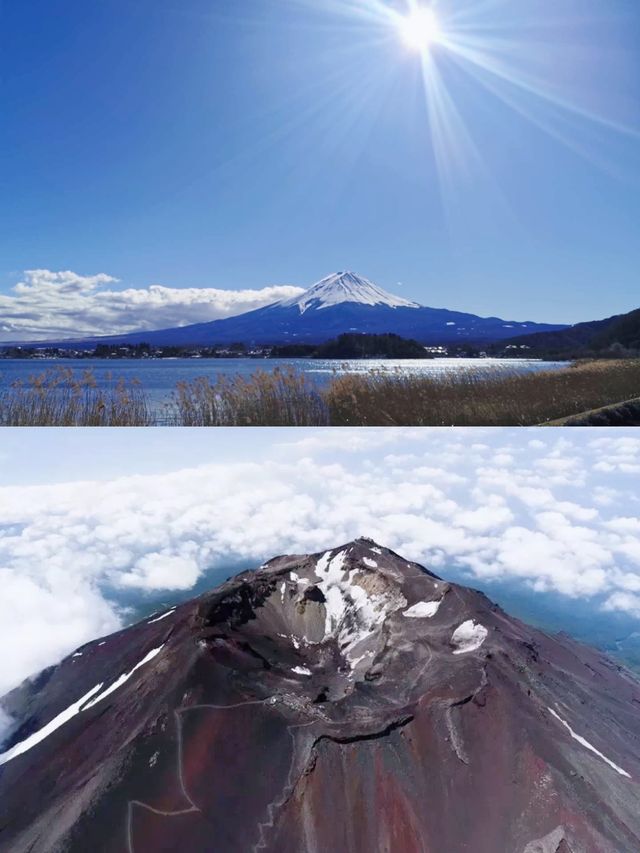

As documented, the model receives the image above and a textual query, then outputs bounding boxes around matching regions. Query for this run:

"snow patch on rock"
[451,620,488,655]
[313,550,406,670]
[403,599,441,619]
[279,632,302,650]
[350,650,375,668]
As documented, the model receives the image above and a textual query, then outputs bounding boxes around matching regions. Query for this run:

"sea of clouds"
[0,269,304,341]
[0,430,638,697]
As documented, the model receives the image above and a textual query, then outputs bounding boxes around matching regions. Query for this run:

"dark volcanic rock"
[1,539,640,852]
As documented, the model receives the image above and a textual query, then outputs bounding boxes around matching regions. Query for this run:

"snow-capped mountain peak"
[279,271,421,314]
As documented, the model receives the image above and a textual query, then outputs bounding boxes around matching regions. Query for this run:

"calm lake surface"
[0,357,567,412]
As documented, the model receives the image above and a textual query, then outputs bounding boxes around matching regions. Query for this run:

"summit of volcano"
[1,539,639,852]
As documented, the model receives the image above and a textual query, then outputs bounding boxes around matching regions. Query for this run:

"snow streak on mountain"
[1,540,639,852]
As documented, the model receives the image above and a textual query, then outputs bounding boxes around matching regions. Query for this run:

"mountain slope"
[2,540,639,852]
[497,307,640,356]
[591,307,640,351]
[17,272,566,348]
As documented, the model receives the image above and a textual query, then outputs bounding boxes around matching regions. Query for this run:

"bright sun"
[398,7,442,52]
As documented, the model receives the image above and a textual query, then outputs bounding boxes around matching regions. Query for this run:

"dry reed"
[0,368,152,426]
[170,368,329,426]
[1,360,639,427]
[324,360,640,426]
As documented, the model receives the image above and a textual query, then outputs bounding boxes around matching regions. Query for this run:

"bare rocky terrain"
[1,539,640,852]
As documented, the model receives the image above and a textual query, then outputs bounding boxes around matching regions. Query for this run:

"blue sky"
[1,0,639,333]
[1,426,640,695]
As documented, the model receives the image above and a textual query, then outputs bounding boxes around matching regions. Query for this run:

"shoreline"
[1,359,638,427]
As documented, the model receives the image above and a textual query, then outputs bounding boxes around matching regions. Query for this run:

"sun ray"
[443,48,634,181]
[443,33,640,139]
[417,50,503,223]
[216,0,640,215]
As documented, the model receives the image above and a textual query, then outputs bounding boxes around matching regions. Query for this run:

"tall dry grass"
[1,360,639,426]
[324,359,640,426]
[0,368,152,426]
[170,368,329,426]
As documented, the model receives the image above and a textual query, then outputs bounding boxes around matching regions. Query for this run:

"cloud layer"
[0,269,304,341]
[0,429,639,696]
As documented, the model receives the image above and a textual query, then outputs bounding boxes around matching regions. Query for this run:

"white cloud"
[0,269,304,341]
[605,518,640,534]
[281,428,429,454]
[456,501,514,533]
[602,591,640,618]
[589,436,640,474]
[0,429,638,697]
[0,567,119,697]
[119,553,200,590]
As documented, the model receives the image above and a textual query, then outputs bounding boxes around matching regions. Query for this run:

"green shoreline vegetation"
[1,360,639,426]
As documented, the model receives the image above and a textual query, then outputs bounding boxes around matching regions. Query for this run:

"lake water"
[0,357,567,413]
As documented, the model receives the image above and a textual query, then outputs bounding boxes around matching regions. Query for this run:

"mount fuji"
[1,540,639,852]
[44,272,566,348]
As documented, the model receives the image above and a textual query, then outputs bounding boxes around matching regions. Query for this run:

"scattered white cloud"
[589,436,640,474]
[0,269,304,341]
[0,429,639,696]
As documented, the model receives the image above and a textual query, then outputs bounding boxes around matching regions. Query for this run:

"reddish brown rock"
[1,539,639,852]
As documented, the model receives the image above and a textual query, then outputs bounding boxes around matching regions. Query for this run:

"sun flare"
[398,7,442,52]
